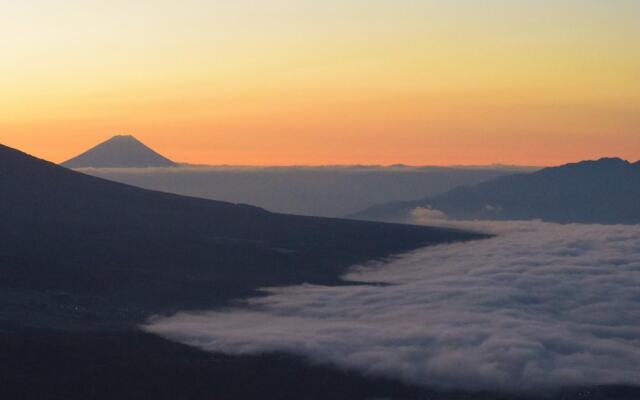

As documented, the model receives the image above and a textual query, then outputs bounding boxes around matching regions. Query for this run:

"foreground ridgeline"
[61,135,177,168]
[0,143,482,328]
[352,158,640,225]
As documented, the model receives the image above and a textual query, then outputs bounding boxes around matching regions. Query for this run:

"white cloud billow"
[144,221,640,392]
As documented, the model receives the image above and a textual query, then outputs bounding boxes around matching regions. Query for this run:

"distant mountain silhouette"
[0,143,481,329]
[62,135,177,168]
[351,158,640,224]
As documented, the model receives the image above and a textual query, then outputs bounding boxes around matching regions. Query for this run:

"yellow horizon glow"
[1,1,639,166]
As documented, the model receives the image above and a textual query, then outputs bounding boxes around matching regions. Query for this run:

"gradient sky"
[1,0,639,165]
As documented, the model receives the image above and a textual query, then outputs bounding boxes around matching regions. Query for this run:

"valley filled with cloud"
[145,220,640,393]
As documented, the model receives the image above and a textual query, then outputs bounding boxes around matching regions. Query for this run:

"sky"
[1,0,639,166]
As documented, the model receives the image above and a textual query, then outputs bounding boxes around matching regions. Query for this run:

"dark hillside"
[1,144,482,327]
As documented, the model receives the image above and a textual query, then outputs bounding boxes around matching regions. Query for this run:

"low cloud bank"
[78,167,523,217]
[144,221,640,392]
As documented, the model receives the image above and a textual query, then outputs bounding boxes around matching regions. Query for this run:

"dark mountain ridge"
[351,157,640,224]
[61,135,177,168]
[1,143,481,327]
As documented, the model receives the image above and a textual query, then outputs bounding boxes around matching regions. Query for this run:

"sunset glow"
[2,0,639,165]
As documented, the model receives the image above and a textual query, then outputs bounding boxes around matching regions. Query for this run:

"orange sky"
[1,1,639,166]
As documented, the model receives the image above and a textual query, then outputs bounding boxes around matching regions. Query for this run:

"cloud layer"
[79,167,523,217]
[144,221,640,392]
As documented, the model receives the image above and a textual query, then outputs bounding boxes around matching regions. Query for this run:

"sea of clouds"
[144,219,640,393]
[78,167,526,217]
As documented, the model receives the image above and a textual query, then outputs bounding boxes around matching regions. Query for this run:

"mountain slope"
[351,158,640,224]
[0,144,482,328]
[61,135,177,168]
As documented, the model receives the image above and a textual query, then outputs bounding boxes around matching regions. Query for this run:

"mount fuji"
[62,135,177,168]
